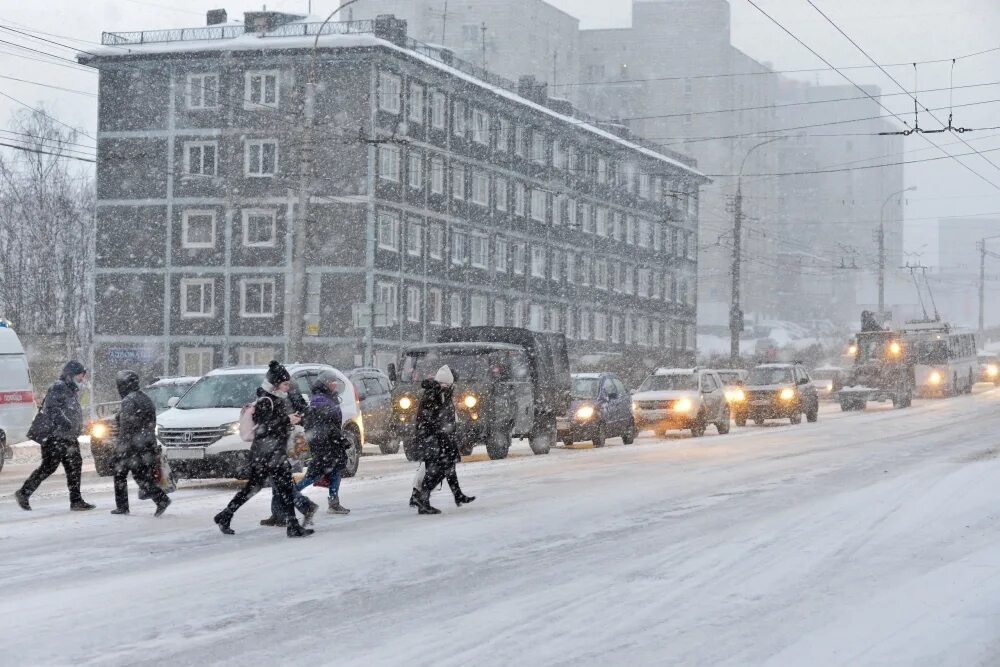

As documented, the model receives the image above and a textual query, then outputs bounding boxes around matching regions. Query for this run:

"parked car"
[739,363,819,426]
[631,368,731,438]
[558,372,634,448]
[346,367,397,454]
[977,352,1000,385]
[0,322,34,474]
[810,365,845,399]
[154,364,364,480]
[89,376,200,477]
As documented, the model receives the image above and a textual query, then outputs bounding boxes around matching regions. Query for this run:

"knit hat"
[434,365,454,387]
[62,360,87,378]
[266,360,291,385]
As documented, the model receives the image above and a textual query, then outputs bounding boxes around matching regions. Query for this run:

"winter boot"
[409,488,421,508]
[154,497,171,518]
[303,500,319,526]
[70,499,96,512]
[453,492,476,507]
[14,489,31,511]
[286,520,315,538]
[214,510,235,535]
[259,515,285,527]
[110,507,129,515]
[415,490,441,515]
[328,497,351,515]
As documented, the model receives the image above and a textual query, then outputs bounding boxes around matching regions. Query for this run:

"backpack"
[238,396,273,442]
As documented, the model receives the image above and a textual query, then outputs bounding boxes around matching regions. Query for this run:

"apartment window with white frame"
[406,286,422,323]
[652,271,662,300]
[680,279,689,306]
[565,308,574,339]
[431,91,446,129]
[471,234,489,268]
[379,145,401,182]
[493,299,506,326]
[613,212,623,241]
[450,293,463,327]
[406,219,423,257]
[552,195,562,226]
[581,203,593,233]
[240,277,276,318]
[431,157,445,194]
[377,281,398,324]
[238,347,274,367]
[568,198,577,228]
[452,101,467,137]
[624,315,633,345]
[596,207,609,237]
[626,216,636,245]
[549,306,561,333]
[639,172,651,199]
[378,212,400,251]
[625,265,634,295]
[512,301,525,328]
[407,151,423,189]
[179,347,213,377]
[472,109,489,144]
[530,189,547,222]
[512,243,525,275]
[452,163,465,200]
[495,177,508,211]
[597,157,608,184]
[638,268,651,298]
[688,190,698,217]
[428,288,443,324]
[187,72,219,109]
[595,259,609,290]
[180,278,214,318]
[245,70,278,109]
[428,223,444,259]
[181,210,215,249]
[550,250,561,282]
[531,246,546,278]
[579,309,591,340]
[470,295,488,326]
[579,255,591,286]
[514,183,526,216]
[552,139,564,169]
[245,139,277,176]
[242,209,276,248]
[529,304,544,331]
[531,131,546,164]
[378,71,402,113]
[495,238,508,272]
[653,222,663,252]
[595,312,608,341]
[408,82,424,123]
[496,117,510,152]
[471,170,489,206]
[184,141,217,176]
[451,230,467,265]
[565,251,576,284]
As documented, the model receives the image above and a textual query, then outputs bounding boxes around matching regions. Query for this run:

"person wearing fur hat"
[213,361,314,538]
[409,365,475,514]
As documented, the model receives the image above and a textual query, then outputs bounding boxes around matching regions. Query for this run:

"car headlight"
[929,371,942,385]
[826,381,834,391]
[462,394,478,409]
[155,424,161,437]
[90,422,108,439]
[674,397,692,413]
[848,344,858,356]
[889,341,901,356]
[575,404,595,421]
[989,365,998,377]
[725,388,745,403]
[631,401,638,412]
[224,421,240,435]
[779,387,795,401]
[398,396,413,410]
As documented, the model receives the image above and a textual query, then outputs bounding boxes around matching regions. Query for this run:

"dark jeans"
[19,437,83,503]
[113,450,168,511]
[220,456,296,523]
[273,468,342,520]
[421,460,462,497]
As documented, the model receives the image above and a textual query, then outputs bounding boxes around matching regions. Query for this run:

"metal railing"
[262,19,375,38]
[102,25,244,46]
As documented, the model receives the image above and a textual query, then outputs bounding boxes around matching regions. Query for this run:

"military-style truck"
[388,327,571,461]
[838,311,915,411]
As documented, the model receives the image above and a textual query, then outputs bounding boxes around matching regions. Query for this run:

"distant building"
[81,11,705,399]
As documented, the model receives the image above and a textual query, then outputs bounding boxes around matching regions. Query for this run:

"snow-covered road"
[4,390,1000,666]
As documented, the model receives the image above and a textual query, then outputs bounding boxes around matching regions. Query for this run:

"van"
[0,323,35,472]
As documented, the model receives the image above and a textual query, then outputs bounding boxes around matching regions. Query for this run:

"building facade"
[83,12,705,399]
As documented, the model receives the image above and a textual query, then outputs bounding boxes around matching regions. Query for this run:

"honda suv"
[631,368,731,438]
[739,363,819,426]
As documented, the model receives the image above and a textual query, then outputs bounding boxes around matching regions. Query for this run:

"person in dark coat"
[410,365,475,515]
[213,361,314,538]
[110,370,171,517]
[15,361,95,512]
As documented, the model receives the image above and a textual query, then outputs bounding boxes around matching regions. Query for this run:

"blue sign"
[106,347,158,364]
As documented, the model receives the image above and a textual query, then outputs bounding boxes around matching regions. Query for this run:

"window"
[624,265,635,295]
[181,210,215,249]
[431,157,445,194]
[565,308,575,339]
[624,315,633,346]
[379,145,401,182]
[531,246,546,278]
[597,157,608,184]
[667,274,676,302]
[680,279,689,306]
[552,195,563,226]
[565,252,576,284]
[471,170,489,206]
[180,278,214,318]
[638,268,651,298]
[451,230,467,265]
[242,209,276,248]
[581,203,593,234]
[514,125,526,157]
[428,288,443,324]
[512,243,526,275]
[472,109,489,144]
[184,141,217,176]
[238,347,274,366]
[512,301,525,328]
[408,83,424,123]
[187,73,218,109]
[626,216,636,245]
[407,151,423,189]
[595,312,608,341]
[514,183,526,217]
[406,219,423,257]
[428,223,444,260]
[653,222,663,252]
[639,172,651,199]
[568,198,577,228]
[496,117,510,152]
[652,271,662,300]
[450,293,463,326]
[549,306,561,333]
[579,255,591,286]
[431,91,446,129]
[453,101,467,137]
[406,286,422,322]
[596,207,609,237]
[493,299,506,326]
[245,139,277,176]
[495,239,508,272]
[530,189,547,223]
[179,347,213,376]
[471,234,489,268]
[550,250,561,282]
[529,304,544,331]
[531,131,546,164]
[470,295,488,326]
[377,281,398,324]
[579,310,591,340]
[495,177,508,211]
[688,190,698,217]
[452,164,465,200]
[613,212,624,241]
[552,139,564,169]
[378,212,400,251]
[595,259,609,290]
[240,278,276,317]
[245,70,278,109]
[639,219,651,248]
[378,71,401,113]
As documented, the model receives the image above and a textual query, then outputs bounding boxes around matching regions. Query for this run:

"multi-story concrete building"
[82,11,705,399]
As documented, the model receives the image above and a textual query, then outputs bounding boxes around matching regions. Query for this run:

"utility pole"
[441,0,449,43]
[480,22,487,68]
[978,234,1000,333]
[878,186,916,320]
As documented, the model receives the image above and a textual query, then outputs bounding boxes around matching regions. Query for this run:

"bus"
[900,321,977,397]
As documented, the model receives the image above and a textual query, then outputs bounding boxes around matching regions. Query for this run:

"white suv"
[156,364,364,480]
[631,367,731,438]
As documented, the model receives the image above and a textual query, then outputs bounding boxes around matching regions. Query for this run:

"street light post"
[731,137,784,363]
[878,186,916,320]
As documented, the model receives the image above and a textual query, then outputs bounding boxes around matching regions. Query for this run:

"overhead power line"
[0,73,95,96]
[0,140,95,162]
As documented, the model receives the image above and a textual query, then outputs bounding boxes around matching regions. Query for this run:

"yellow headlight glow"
[725,389,745,403]
[575,405,595,420]
[463,394,478,409]
[398,396,412,410]
[674,397,693,413]
[928,371,942,385]
[889,341,902,356]
[90,422,108,439]
[989,365,998,378]
[826,382,834,391]
[848,344,858,356]
[779,387,795,401]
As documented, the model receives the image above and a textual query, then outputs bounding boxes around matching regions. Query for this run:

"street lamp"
[730,136,784,363]
[878,185,916,318]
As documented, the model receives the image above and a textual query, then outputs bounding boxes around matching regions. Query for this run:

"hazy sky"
[3,0,1000,266]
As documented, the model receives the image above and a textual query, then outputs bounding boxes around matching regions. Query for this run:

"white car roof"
[207,364,335,376]
[572,373,604,379]
[149,376,201,386]
[654,367,699,375]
